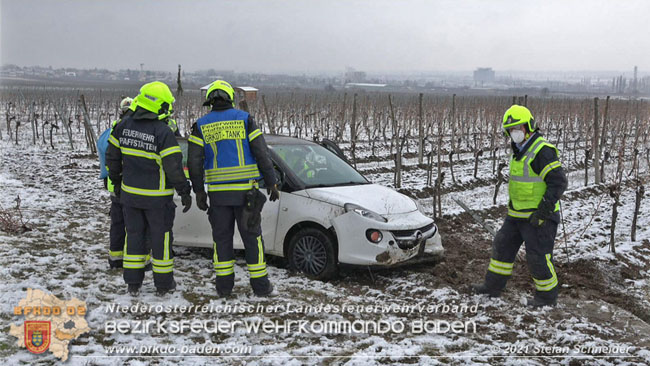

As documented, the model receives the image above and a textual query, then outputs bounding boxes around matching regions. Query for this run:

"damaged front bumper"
[331,210,443,266]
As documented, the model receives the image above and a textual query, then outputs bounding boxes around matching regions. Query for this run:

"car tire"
[287,227,338,280]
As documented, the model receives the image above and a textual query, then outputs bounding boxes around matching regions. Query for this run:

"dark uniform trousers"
[485,218,559,301]
[122,202,176,289]
[109,197,126,264]
[207,196,271,295]
[109,196,151,266]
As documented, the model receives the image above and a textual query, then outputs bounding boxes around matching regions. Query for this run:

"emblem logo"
[415,230,423,241]
[25,321,51,354]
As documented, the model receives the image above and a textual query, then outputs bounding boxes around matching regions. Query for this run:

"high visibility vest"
[190,108,262,190]
[507,137,561,219]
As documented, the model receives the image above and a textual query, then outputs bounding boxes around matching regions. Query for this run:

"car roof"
[265,134,319,146]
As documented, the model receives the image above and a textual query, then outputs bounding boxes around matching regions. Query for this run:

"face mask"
[510,129,525,144]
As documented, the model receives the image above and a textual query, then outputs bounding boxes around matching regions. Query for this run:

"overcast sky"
[1,0,649,74]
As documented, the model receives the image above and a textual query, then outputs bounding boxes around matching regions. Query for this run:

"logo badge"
[415,230,423,241]
[25,321,50,354]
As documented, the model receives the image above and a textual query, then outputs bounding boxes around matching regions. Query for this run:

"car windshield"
[271,144,369,187]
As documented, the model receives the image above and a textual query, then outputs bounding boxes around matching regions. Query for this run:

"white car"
[173,135,443,279]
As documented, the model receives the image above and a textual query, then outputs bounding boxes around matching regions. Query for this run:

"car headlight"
[344,203,387,223]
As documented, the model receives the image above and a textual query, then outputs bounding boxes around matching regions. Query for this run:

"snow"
[1,123,649,365]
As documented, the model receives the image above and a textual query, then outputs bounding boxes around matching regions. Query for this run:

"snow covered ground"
[1,130,649,365]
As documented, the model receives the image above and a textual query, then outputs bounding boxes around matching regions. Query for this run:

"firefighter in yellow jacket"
[473,105,568,307]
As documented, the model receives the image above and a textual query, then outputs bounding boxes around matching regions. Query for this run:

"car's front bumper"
[331,210,443,266]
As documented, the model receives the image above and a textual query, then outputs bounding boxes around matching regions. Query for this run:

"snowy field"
[1,115,650,365]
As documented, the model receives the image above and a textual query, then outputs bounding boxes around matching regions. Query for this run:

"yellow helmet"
[131,81,175,120]
[502,105,536,136]
[205,80,235,107]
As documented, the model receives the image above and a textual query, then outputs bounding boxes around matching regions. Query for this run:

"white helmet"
[120,97,134,111]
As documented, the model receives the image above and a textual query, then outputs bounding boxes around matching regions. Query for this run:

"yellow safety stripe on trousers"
[540,160,562,180]
[257,236,264,265]
[160,146,182,158]
[247,263,266,271]
[248,129,263,142]
[488,258,514,276]
[152,259,174,274]
[164,232,170,260]
[216,268,235,276]
[108,135,120,148]
[188,135,204,147]
[120,146,166,191]
[208,181,257,192]
[214,260,236,269]
[533,254,558,291]
[109,250,123,260]
[121,183,174,196]
[249,269,268,278]
[507,208,533,219]
[123,261,146,269]
[213,241,235,276]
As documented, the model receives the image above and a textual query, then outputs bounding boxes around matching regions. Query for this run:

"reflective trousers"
[483,218,559,301]
[109,198,151,267]
[122,202,176,289]
[207,195,271,295]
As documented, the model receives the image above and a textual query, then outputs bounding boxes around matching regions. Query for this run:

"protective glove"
[267,184,280,202]
[528,199,555,227]
[181,193,192,213]
[112,179,122,199]
[195,191,208,211]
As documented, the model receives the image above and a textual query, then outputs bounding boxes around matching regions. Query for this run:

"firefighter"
[98,97,134,269]
[187,80,280,297]
[106,81,191,296]
[472,105,568,308]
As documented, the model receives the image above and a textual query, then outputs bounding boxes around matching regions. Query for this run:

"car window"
[271,144,368,188]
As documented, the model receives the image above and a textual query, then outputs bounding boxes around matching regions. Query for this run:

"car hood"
[305,184,417,215]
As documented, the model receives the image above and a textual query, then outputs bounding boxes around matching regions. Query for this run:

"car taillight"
[366,229,383,244]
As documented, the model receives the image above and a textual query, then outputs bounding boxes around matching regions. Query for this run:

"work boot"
[471,283,501,298]
[108,259,123,269]
[127,284,141,297]
[156,279,177,297]
[253,284,275,297]
[526,296,557,308]
[216,276,235,298]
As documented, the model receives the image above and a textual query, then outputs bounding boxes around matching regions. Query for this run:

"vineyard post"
[600,96,610,180]
[449,94,456,183]
[79,94,98,154]
[418,93,424,165]
[350,93,358,167]
[593,97,601,184]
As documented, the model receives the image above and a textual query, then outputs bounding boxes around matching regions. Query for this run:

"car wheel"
[288,227,337,280]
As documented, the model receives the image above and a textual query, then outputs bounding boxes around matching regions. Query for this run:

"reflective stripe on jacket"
[508,136,561,218]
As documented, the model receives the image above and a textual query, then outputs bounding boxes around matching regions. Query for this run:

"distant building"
[235,86,258,102]
[345,67,366,83]
[473,68,495,85]
[344,82,387,91]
